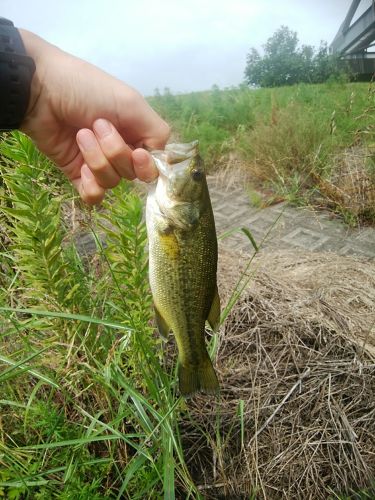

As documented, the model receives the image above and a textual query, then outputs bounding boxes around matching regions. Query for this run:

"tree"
[311,41,348,83]
[245,26,345,87]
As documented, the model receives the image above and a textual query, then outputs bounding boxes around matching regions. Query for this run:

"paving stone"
[338,244,375,258]
[281,227,331,251]
[207,178,375,259]
[75,178,374,259]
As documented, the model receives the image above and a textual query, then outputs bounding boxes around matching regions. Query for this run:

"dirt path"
[208,177,375,259]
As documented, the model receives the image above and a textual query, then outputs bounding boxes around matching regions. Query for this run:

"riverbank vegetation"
[150,80,375,225]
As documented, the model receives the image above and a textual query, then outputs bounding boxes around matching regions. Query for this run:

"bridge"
[330,0,375,77]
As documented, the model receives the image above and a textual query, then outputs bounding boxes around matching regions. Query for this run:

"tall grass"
[0,132,205,498]
[150,82,375,224]
[0,80,373,497]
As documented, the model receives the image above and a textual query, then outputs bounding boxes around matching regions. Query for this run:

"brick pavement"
[207,177,375,259]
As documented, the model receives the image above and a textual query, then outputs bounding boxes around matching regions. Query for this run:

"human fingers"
[76,128,122,189]
[72,164,106,205]
[93,119,136,180]
[132,148,158,183]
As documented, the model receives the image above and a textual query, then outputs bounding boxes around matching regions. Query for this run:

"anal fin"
[207,285,221,332]
[154,306,170,340]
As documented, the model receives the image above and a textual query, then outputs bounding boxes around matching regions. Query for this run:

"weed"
[150,81,375,224]
[246,187,263,208]
[0,132,201,498]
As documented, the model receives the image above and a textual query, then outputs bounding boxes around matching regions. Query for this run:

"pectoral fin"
[207,286,220,332]
[154,306,170,340]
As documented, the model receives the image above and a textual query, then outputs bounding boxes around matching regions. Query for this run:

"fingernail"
[77,131,97,151]
[94,119,112,139]
[132,148,159,183]
[132,148,148,167]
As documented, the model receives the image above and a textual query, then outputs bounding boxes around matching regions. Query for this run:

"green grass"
[149,81,375,224]
[0,80,374,498]
[0,130,265,499]
[0,132,207,499]
[0,130,264,499]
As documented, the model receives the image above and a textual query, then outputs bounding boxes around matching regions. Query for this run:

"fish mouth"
[165,141,198,162]
[152,141,199,177]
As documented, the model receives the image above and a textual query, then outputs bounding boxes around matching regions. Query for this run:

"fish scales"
[146,141,220,396]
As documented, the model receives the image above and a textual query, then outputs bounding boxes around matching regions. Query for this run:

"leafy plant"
[0,132,202,498]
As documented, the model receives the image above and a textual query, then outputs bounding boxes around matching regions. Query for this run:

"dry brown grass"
[182,249,375,499]
[316,146,375,226]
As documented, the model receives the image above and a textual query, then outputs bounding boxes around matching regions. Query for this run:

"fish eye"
[191,169,203,181]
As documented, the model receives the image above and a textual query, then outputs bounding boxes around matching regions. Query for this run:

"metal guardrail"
[330,0,375,75]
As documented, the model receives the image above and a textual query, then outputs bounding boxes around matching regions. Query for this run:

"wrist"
[18,29,44,122]
[0,21,36,130]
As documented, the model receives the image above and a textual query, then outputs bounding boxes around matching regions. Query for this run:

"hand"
[19,29,169,204]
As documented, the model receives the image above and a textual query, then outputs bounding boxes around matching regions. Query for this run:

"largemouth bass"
[146,141,220,397]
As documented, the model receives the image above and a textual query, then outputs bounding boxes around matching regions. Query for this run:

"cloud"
[3,0,353,95]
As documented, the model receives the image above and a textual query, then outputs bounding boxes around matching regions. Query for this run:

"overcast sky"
[2,0,369,95]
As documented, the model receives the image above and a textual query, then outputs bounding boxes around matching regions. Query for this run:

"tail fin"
[178,356,219,397]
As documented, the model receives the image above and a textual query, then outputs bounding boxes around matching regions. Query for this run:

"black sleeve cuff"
[0,18,36,130]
